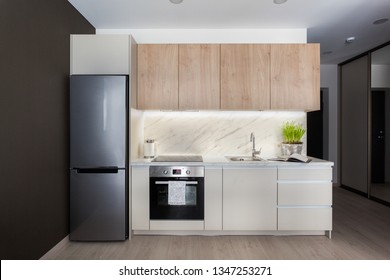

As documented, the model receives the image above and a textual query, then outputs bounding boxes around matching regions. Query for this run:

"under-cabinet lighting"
[169,0,183,4]
[273,0,288,4]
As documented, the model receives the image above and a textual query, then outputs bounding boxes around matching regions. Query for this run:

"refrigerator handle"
[75,167,119,174]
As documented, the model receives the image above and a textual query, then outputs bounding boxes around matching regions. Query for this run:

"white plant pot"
[281,143,303,156]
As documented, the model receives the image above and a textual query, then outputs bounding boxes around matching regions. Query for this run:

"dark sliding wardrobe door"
[340,55,369,195]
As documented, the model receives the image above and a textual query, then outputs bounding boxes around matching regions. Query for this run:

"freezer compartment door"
[70,75,128,168]
[70,169,127,241]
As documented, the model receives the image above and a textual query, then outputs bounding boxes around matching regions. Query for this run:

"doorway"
[371,91,385,183]
[370,43,390,205]
[307,89,329,160]
[370,89,390,204]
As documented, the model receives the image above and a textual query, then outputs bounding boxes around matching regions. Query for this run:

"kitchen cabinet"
[277,167,332,233]
[138,44,179,110]
[179,44,220,110]
[70,35,130,75]
[137,43,319,111]
[131,166,149,230]
[204,167,223,230]
[138,44,220,110]
[271,44,320,111]
[221,44,271,110]
[223,167,277,230]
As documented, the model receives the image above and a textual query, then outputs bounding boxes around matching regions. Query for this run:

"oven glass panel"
[157,185,197,206]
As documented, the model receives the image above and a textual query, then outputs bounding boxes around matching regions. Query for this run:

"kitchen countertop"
[131,156,334,167]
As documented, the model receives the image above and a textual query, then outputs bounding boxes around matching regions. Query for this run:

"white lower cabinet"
[150,220,204,231]
[130,164,333,235]
[131,166,149,230]
[278,208,332,230]
[277,168,333,231]
[205,167,223,230]
[223,167,277,230]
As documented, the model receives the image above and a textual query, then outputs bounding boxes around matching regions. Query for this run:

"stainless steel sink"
[226,156,264,162]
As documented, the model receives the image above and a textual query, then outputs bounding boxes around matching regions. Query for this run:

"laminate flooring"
[371,182,390,203]
[41,187,390,260]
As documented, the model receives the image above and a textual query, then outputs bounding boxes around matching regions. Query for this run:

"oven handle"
[155,181,198,185]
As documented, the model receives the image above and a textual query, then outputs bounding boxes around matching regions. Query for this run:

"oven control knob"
[163,170,168,175]
[186,170,191,175]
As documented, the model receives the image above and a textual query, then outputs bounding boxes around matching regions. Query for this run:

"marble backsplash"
[142,111,307,158]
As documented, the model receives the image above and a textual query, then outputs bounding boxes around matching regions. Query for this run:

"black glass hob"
[151,155,203,162]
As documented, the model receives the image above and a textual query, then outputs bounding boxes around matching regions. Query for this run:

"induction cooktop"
[151,155,203,162]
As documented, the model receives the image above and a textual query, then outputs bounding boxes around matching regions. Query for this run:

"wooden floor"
[41,187,390,260]
[371,182,390,203]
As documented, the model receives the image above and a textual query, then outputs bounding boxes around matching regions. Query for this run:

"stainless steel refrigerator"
[69,75,128,241]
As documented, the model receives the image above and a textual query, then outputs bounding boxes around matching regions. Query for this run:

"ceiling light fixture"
[169,0,183,4]
[273,0,288,4]
[373,18,389,25]
[345,36,356,44]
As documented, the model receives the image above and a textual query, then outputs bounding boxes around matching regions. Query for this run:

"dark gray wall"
[0,0,94,259]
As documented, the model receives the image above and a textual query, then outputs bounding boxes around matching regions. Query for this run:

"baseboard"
[341,185,368,197]
[369,196,390,207]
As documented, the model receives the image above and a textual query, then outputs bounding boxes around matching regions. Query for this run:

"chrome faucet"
[250,132,261,159]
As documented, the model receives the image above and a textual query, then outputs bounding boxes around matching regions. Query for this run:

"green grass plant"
[282,121,306,144]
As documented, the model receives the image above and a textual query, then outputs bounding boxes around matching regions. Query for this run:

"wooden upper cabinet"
[179,44,220,110]
[271,44,320,111]
[137,43,319,111]
[138,44,179,110]
[221,44,271,110]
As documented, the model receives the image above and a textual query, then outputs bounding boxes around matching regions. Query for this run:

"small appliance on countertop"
[143,139,155,158]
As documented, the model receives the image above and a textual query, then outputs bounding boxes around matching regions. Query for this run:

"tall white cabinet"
[70,34,138,237]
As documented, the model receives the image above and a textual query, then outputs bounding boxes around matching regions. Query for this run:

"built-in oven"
[149,166,204,220]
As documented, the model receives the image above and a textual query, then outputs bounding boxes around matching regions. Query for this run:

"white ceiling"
[68,0,390,64]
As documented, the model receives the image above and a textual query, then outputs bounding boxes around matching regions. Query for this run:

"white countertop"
[131,155,334,167]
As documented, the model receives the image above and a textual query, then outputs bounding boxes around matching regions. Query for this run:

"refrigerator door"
[70,75,128,168]
[70,169,127,240]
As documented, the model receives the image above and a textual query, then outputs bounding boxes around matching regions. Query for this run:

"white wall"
[372,65,390,88]
[320,65,339,185]
[96,28,307,43]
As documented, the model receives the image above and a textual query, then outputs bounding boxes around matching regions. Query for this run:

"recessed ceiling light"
[170,0,183,4]
[345,36,356,44]
[373,18,389,25]
[273,0,288,4]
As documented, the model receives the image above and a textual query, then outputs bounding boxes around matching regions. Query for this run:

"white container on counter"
[144,139,155,158]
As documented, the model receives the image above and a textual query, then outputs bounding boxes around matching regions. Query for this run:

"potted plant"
[281,121,306,156]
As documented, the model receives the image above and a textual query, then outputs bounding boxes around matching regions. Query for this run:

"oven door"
[150,177,204,220]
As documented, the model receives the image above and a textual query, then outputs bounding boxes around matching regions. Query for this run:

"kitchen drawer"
[278,208,332,230]
[278,168,332,181]
[150,220,204,231]
[278,182,332,206]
